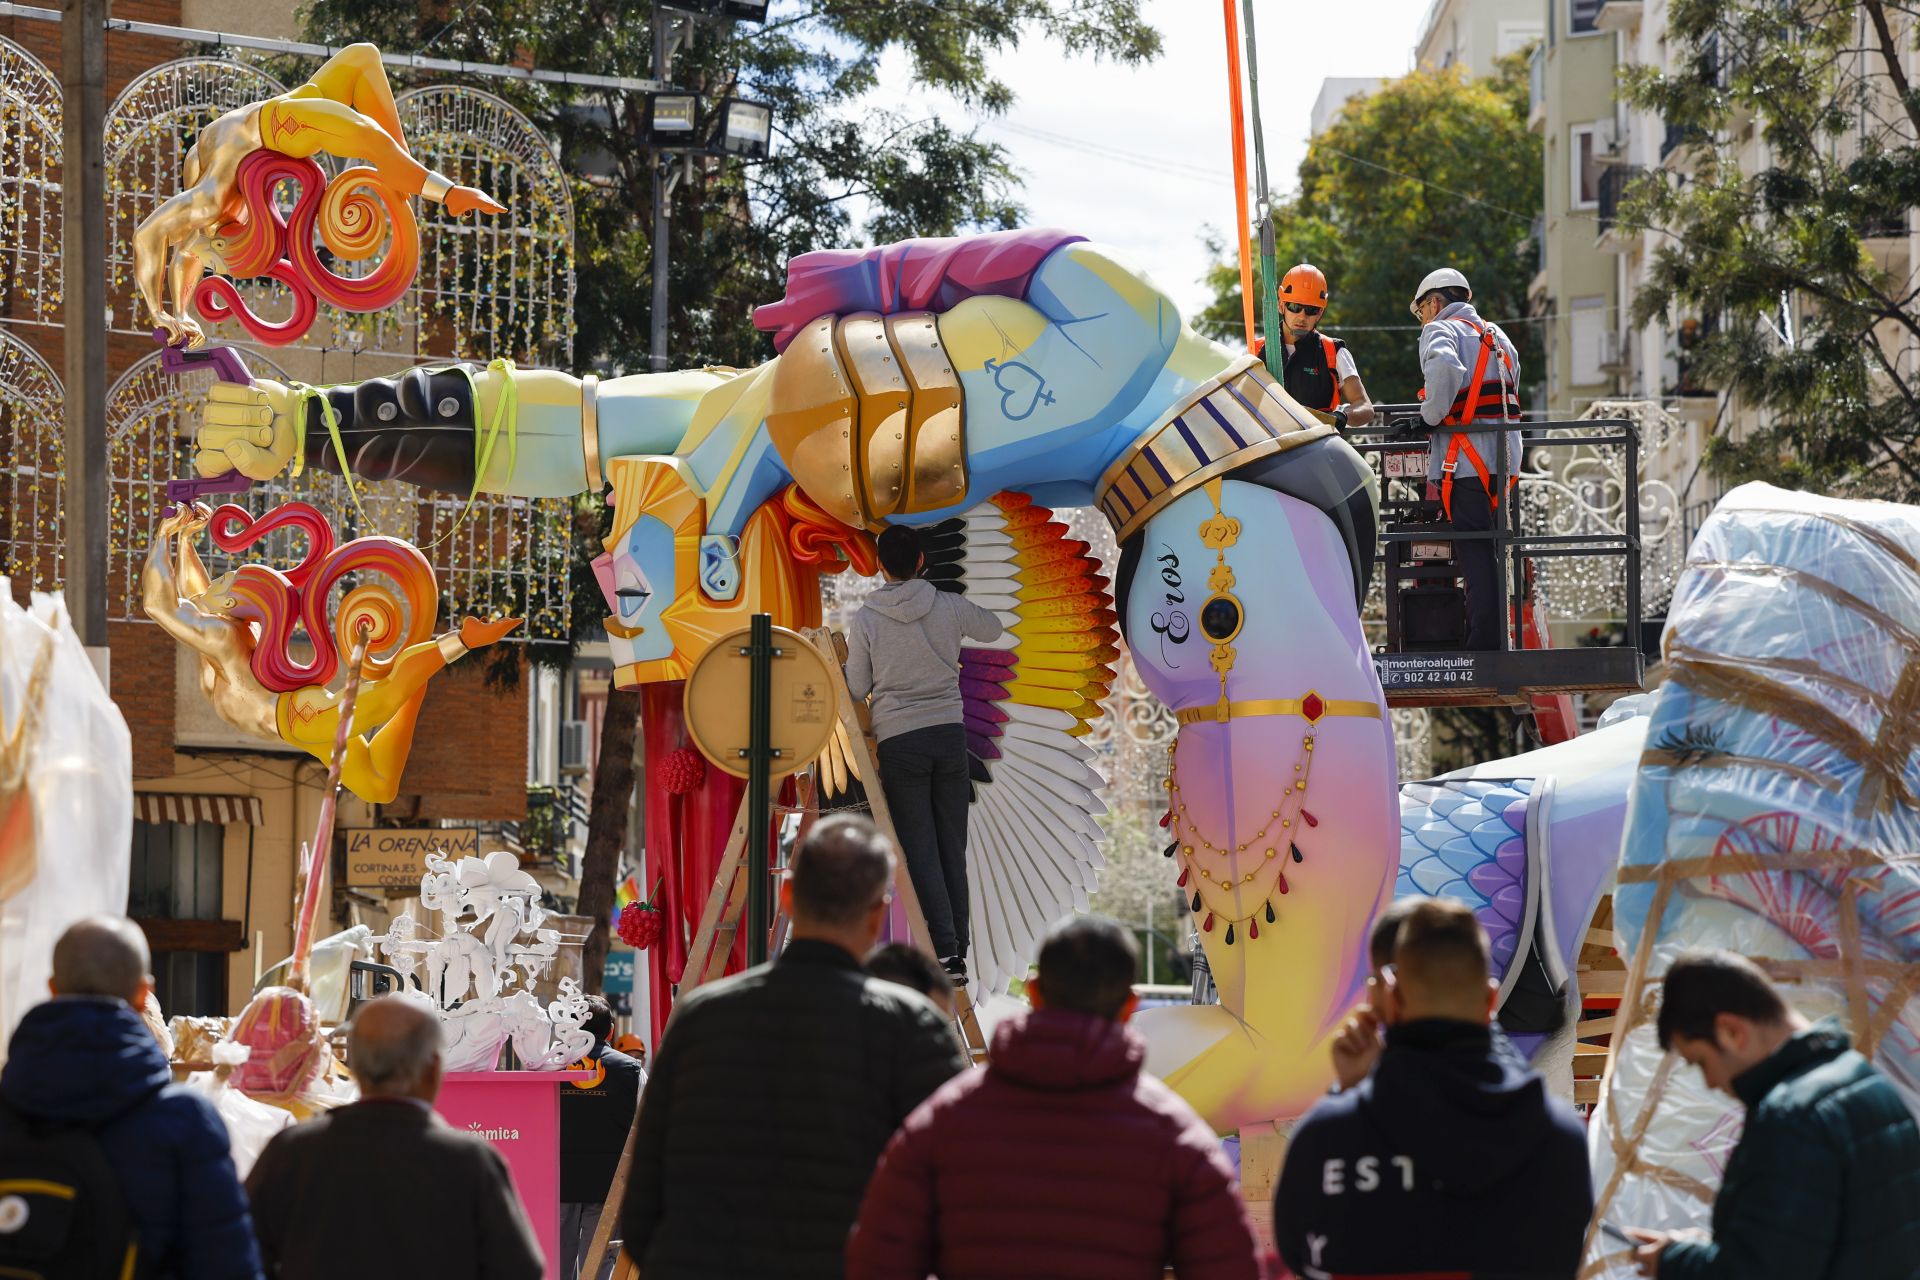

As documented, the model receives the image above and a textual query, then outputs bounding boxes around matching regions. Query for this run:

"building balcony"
[1596,164,1645,252]
[1595,1,1643,33]
[1660,120,1708,164]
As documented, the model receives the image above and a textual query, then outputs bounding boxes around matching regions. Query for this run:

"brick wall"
[401,653,530,821]
[107,621,176,778]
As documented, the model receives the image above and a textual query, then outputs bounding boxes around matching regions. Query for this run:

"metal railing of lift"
[1347,405,1643,656]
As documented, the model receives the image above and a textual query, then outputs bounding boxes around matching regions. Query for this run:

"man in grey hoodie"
[844,525,1005,978]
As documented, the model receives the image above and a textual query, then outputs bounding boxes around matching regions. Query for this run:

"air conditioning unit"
[560,720,591,774]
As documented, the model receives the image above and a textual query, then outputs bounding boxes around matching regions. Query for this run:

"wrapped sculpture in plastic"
[133,43,504,347]
[0,586,134,1054]
[227,984,353,1119]
[1582,483,1920,1278]
[372,849,593,1071]
[191,229,1396,1128]
[141,501,521,804]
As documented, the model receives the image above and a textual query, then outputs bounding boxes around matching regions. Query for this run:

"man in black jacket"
[246,995,543,1280]
[1274,897,1591,1279]
[559,993,646,1280]
[620,814,968,1278]
[1626,950,1920,1279]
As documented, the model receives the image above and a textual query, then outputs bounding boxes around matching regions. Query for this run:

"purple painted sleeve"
[752,228,1088,353]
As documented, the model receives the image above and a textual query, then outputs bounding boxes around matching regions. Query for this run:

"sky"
[856,0,1436,323]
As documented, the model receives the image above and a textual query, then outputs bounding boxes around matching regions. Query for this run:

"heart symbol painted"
[985,357,1056,422]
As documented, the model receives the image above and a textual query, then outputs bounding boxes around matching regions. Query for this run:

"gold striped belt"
[1175,691,1382,726]
[1095,355,1332,544]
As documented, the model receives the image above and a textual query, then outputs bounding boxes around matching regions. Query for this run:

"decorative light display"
[2,51,576,643]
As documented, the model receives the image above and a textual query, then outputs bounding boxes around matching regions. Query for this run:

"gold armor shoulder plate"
[764,310,968,530]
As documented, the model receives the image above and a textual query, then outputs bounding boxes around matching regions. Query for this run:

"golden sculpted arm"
[140,504,243,664]
[134,185,227,348]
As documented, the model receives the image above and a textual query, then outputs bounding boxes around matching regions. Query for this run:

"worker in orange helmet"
[1270,262,1373,430]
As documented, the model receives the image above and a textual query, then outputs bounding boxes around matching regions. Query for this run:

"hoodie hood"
[1360,1019,1553,1195]
[0,996,171,1126]
[865,577,937,623]
[989,1007,1144,1091]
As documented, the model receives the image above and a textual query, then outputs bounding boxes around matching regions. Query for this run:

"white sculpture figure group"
[373,849,592,1072]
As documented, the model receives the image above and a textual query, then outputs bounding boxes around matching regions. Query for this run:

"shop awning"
[134,792,265,827]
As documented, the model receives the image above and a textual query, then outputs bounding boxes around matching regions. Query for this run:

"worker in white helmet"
[1411,267,1523,650]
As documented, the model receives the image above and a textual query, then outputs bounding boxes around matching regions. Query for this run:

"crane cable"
[1222,1,1283,375]
[1239,0,1283,377]
[1219,0,1257,354]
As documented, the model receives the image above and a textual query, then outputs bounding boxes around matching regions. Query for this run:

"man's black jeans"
[876,723,971,960]
[1448,476,1505,650]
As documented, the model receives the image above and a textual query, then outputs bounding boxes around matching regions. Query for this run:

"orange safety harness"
[1437,316,1521,522]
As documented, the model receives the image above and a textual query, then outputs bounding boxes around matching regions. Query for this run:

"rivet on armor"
[376,402,397,421]
[437,397,459,417]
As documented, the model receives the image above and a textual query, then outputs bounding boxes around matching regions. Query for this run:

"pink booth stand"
[437,1070,595,1278]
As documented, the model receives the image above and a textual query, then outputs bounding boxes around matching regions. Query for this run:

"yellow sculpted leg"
[264,97,429,194]
[302,43,406,150]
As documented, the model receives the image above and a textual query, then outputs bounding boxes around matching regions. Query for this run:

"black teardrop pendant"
[1290,843,1304,863]
[1225,923,1236,945]
[1163,841,1178,859]
[1191,891,1202,913]
[1265,901,1276,924]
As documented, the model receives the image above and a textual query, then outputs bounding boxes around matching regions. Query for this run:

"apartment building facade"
[1416,0,1545,75]
[1602,0,1919,528]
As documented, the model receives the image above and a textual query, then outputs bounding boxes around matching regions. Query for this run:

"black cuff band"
[302,365,479,496]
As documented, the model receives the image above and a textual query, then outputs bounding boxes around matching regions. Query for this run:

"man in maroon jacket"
[846,917,1260,1280]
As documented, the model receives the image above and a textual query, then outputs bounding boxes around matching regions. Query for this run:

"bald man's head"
[51,916,152,1004]
[348,995,444,1100]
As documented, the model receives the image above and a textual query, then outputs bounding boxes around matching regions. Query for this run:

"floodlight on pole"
[720,0,771,19]
[647,92,699,145]
[716,98,773,158]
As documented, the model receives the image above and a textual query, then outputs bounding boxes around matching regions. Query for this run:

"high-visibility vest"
[1438,316,1522,522]
[1281,332,1345,414]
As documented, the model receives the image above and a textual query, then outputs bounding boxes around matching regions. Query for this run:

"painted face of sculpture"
[597,458,825,687]
[189,569,242,617]
[595,511,673,669]
[182,228,234,276]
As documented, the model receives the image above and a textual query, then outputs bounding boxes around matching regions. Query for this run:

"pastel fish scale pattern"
[1396,777,1536,973]
[918,491,1120,991]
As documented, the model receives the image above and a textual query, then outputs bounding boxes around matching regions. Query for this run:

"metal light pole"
[61,0,108,657]
[744,613,773,963]
[649,4,672,372]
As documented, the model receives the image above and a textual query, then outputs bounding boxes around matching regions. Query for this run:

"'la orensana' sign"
[344,827,481,887]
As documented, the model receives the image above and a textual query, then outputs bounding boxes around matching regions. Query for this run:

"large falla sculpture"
[178,226,1395,1129]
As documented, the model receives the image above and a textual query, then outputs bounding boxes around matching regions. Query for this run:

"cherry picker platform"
[1352,408,1647,711]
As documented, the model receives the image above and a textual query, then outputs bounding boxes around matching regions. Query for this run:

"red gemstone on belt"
[1301,692,1324,722]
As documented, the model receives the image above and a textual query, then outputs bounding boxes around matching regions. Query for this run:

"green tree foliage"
[1617,0,1920,498]
[1198,56,1542,404]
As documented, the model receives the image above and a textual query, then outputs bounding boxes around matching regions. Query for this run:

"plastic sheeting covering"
[0,586,134,1057]
[181,1042,294,1178]
[1584,484,1920,1277]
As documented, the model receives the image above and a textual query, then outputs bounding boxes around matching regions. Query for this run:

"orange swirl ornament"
[191,151,420,346]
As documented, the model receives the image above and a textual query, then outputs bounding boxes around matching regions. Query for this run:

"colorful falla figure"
[142,501,520,805]
[133,42,505,348]
[190,230,1398,1129]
